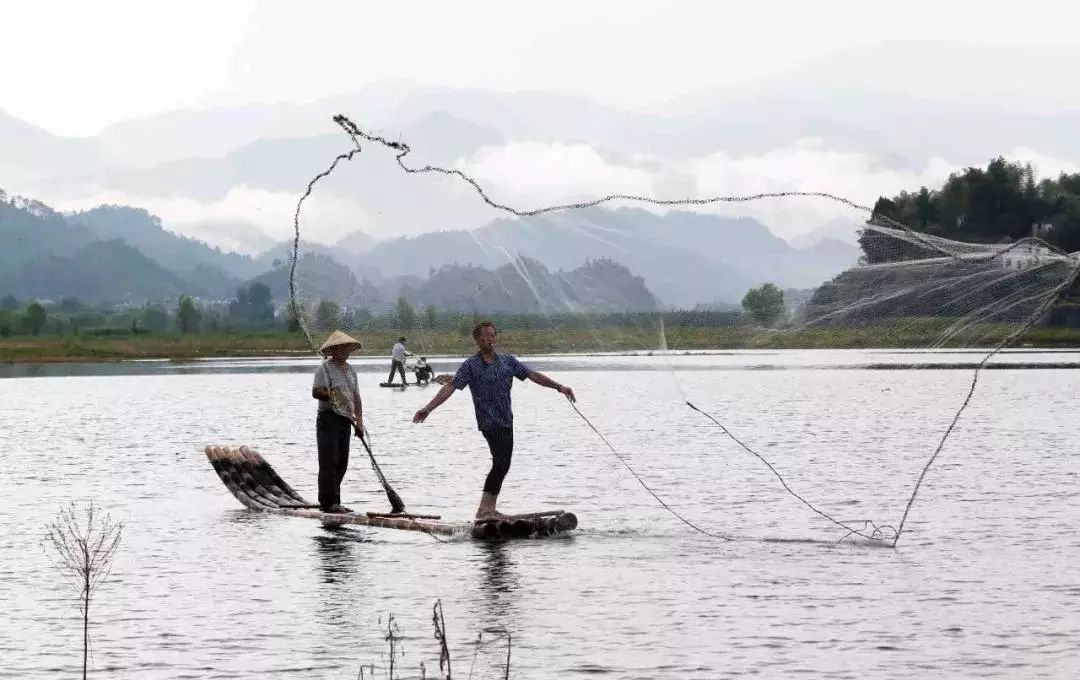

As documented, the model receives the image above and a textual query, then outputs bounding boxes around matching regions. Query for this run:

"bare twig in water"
[467,628,513,680]
[432,599,452,679]
[357,601,508,680]
[384,613,403,680]
[482,629,512,680]
[43,501,122,680]
[467,632,481,680]
[500,633,511,680]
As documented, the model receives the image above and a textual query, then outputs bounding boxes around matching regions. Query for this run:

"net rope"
[291,114,1080,546]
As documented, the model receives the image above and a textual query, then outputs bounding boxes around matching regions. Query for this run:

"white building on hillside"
[1001,242,1056,270]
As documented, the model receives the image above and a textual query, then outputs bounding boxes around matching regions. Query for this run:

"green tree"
[395,296,416,331]
[247,283,275,327]
[315,300,341,330]
[0,294,18,311]
[176,296,201,335]
[286,301,302,333]
[228,283,275,328]
[424,304,438,330]
[339,309,355,329]
[353,307,374,330]
[58,296,84,314]
[229,286,250,322]
[108,312,138,331]
[142,306,169,333]
[741,283,785,326]
[868,157,1080,256]
[204,310,222,333]
[0,310,12,337]
[74,311,107,329]
[24,301,47,336]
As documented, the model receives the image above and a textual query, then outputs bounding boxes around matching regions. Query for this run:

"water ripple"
[1,355,1078,678]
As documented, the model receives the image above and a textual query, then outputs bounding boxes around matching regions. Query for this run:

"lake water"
[1,350,1078,678]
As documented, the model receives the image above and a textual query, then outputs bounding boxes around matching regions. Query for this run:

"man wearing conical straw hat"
[311,330,364,513]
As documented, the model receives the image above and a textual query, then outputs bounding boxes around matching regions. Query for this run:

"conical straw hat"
[319,330,362,353]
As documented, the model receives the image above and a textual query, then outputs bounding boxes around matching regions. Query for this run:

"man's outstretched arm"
[527,371,576,402]
[413,382,456,422]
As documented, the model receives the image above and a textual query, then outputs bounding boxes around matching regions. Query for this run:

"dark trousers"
[387,360,407,384]
[482,427,514,495]
[316,411,351,510]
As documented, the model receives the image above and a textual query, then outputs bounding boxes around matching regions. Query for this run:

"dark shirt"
[452,351,532,431]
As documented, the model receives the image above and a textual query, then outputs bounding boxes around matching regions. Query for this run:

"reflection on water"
[313,524,372,632]
[315,524,372,585]
[477,541,519,627]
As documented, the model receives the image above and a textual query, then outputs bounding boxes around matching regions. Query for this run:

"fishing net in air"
[288,114,1080,546]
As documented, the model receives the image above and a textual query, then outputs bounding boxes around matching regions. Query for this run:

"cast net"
[288,114,1080,546]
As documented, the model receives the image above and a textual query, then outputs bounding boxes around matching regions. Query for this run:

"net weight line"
[291,114,1080,546]
[684,401,896,542]
[889,261,1080,546]
[569,402,732,541]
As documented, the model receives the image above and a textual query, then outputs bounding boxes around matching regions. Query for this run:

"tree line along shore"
[5,325,1080,364]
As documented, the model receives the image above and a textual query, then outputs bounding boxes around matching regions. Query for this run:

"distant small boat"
[204,445,577,540]
[378,376,448,387]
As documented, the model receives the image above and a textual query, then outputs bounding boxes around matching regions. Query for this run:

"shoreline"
[5,327,1080,364]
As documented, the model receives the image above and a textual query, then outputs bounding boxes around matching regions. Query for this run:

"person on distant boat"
[387,336,411,385]
[312,330,364,514]
[414,356,434,385]
[412,321,576,520]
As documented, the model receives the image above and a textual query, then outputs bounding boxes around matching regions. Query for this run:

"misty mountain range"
[8,41,1070,311]
[6,44,1078,243]
[10,42,1080,173]
[0,189,856,310]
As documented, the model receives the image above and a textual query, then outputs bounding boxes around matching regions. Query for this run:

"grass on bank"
[5,324,1080,363]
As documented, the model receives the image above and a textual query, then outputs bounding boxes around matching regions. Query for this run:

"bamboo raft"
[205,445,578,540]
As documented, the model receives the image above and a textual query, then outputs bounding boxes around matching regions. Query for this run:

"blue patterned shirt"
[452,351,533,431]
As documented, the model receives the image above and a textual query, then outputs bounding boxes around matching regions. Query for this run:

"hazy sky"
[5,0,1080,136]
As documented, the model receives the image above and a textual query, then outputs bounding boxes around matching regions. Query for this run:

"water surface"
[1,351,1078,678]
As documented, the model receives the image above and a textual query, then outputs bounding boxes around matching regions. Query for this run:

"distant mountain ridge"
[339,207,860,308]
[0,190,675,310]
[6,48,1080,260]
[8,71,1080,260]
[400,257,657,314]
[250,253,657,315]
[0,108,103,184]
[68,205,261,278]
[0,193,241,302]
[0,239,208,303]
[0,194,96,274]
[247,206,861,308]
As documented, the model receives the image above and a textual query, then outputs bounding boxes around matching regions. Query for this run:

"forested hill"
[819,158,1080,329]
[869,158,1080,254]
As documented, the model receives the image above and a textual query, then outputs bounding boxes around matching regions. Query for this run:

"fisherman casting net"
[286,114,1080,546]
